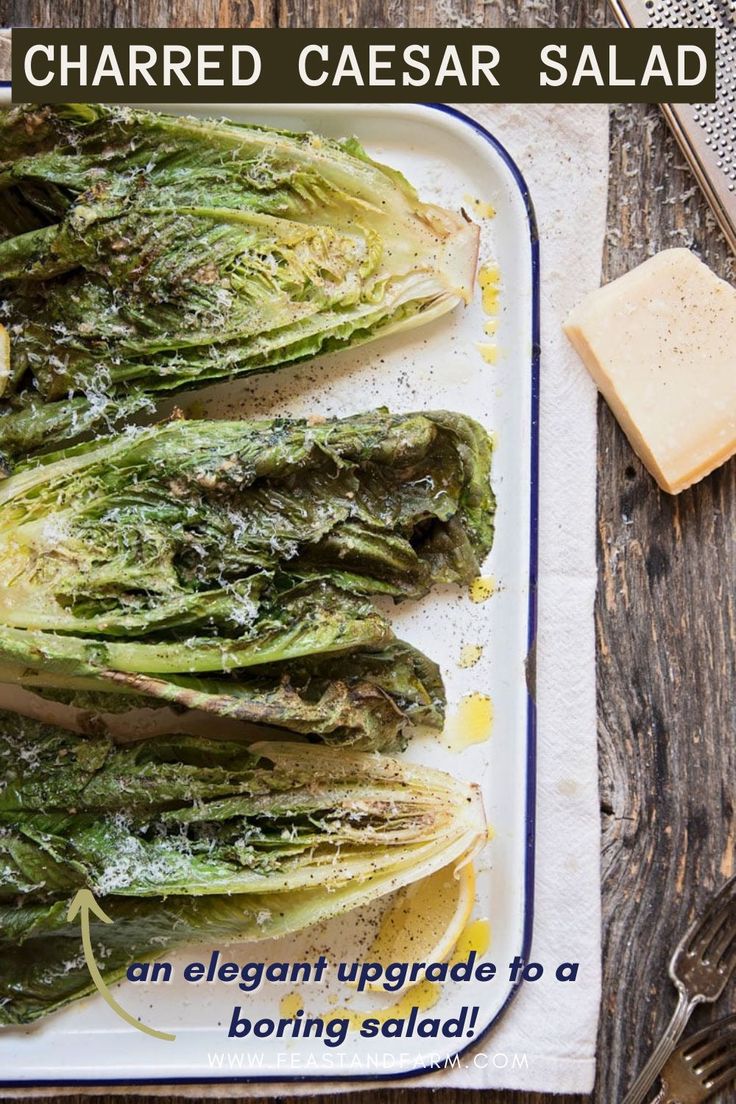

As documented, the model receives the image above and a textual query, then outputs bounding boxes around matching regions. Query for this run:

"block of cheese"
[564,248,736,494]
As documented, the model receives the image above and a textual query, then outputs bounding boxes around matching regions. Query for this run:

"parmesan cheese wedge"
[564,248,736,494]
[0,324,8,399]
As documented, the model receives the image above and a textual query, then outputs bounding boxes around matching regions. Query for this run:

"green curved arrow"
[67,889,176,1042]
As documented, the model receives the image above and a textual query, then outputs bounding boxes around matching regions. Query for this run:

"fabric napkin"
[443,102,609,1094]
[2,101,609,1099]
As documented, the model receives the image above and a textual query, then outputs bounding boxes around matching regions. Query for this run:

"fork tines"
[683,1013,736,1091]
[687,875,736,968]
[688,874,736,953]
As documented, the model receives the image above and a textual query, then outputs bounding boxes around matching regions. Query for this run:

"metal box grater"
[610,0,736,255]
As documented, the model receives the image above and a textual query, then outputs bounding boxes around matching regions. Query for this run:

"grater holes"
[645,0,736,181]
[619,0,736,248]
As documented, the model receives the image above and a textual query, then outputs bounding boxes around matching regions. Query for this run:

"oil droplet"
[478,262,501,315]
[464,194,496,219]
[475,342,498,364]
[479,261,501,285]
[375,980,441,1022]
[458,643,483,669]
[322,1005,364,1031]
[445,692,494,751]
[469,575,496,603]
[279,992,303,1019]
[454,917,492,960]
[483,319,498,336]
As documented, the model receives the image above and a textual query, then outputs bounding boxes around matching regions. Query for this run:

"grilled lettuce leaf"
[0,714,484,1024]
[0,103,478,458]
[0,409,493,628]
[0,409,493,749]
[0,603,444,753]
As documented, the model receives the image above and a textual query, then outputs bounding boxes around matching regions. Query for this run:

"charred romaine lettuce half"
[0,408,494,619]
[0,409,493,750]
[0,618,442,753]
[0,102,478,458]
[0,714,484,1024]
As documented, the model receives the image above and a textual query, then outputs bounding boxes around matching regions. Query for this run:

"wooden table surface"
[1,1,734,1102]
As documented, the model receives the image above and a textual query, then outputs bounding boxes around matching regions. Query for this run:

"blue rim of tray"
[0,100,540,1090]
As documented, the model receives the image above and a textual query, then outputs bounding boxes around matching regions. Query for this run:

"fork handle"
[621,994,695,1104]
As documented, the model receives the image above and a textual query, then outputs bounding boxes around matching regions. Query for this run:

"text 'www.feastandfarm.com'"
[206,1050,530,1072]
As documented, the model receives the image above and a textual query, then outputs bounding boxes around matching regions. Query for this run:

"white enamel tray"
[0,99,539,1087]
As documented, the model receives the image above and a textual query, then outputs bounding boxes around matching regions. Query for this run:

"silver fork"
[622,874,736,1104]
[653,1013,736,1103]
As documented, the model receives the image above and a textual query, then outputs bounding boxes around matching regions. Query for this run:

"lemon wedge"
[0,324,9,398]
[363,860,476,991]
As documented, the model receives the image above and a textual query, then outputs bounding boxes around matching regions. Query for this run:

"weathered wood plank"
[596,93,736,1104]
[278,0,478,26]
[0,0,272,28]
